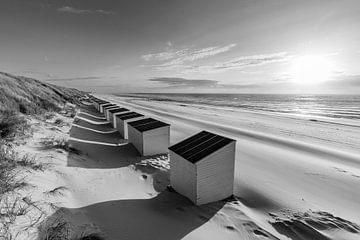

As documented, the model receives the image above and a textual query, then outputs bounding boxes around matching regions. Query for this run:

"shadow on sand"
[40,104,226,240]
[39,190,226,240]
[67,106,141,169]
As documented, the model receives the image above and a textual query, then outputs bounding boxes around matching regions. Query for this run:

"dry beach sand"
[9,95,360,240]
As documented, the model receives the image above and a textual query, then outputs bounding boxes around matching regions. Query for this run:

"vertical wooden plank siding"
[142,126,170,156]
[195,141,235,205]
[170,151,197,203]
[128,126,144,155]
[123,117,145,139]
[116,118,126,137]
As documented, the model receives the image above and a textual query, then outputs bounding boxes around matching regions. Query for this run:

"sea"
[117,93,360,120]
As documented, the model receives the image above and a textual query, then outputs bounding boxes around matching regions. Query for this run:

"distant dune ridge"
[0,71,85,114]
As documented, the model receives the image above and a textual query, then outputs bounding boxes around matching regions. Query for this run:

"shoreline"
[113,93,360,124]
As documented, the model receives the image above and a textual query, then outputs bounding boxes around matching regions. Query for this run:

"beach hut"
[98,101,111,112]
[90,98,102,110]
[108,108,130,126]
[102,104,117,117]
[115,112,145,138]
[95,100,108,111]
[105,106,122,121]
[168,131,236,205]
[99,103,113,113]
[128,118,170,156]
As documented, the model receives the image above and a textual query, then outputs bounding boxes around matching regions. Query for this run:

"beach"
[6,94,360,239]
[74,93,360,239]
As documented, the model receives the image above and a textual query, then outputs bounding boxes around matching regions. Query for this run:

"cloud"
[329,74,360,87]
[149,77,218,87]
[22,70,55,79]
[148,77,260,89]
[144,48,290,73]
[141,44,237,63]
[208,52,290,70]
[179,52,290,73]
[57,6,113,15]
[45,76,101,82]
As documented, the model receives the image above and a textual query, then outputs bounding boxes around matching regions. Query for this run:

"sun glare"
[289,55,333,85]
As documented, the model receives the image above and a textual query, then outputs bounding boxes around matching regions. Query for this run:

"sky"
[1,0,360,94]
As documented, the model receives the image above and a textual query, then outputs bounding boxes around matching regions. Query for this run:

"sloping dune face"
[0,72,84,113]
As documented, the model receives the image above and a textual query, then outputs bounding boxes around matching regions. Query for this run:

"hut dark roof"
[169,131,235,163]
[98,101,110,105]
[128,118,169,132]
[116,112,143,120]
[102,104,118,110]
[100,103,114,108]
[109,108,129,114]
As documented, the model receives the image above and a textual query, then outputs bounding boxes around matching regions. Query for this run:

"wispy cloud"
[141,44,237,63]
[187,52,291,73]
[330,74,360,87]
[149,77,218,87]
[22,70,55,79]
[148,77,259,89]
[154,52,290,73]
[57,6,113,15]
[143,45,290,73]
[45,76,100,82]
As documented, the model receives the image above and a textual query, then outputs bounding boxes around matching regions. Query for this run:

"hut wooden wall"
[195,141,235,205]
[105,107,118,120]
[142,126,170,156]
[116,116,145,138]
[170,151,197,203]
[128,125,144,155]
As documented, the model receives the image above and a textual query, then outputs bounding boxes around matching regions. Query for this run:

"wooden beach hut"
[95,100,108,111]
[91,98,104,110]
[128,118,170,156]
[99,103,114,113]
[105,106,122,121]
[168,131,236,205]
[108,108,130,126]
[97,101,111,112]
[115,112,144,138]
[102,104,117,118]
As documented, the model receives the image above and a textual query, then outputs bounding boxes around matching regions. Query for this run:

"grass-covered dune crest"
[0,71,84,114]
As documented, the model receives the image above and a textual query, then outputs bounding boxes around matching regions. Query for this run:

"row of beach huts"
[89,96,236,206]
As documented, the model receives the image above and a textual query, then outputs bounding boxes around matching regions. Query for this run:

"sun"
[289,55,333,85]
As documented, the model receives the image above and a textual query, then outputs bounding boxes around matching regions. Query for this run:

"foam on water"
[117,93,360,120]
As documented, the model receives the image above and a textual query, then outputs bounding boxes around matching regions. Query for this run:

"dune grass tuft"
[40,137,81,155]
[0,110,29,140]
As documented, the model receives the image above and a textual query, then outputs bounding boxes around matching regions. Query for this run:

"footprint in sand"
[334,167,360,179]
[225,225,236,231]
[333,167,347,173]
